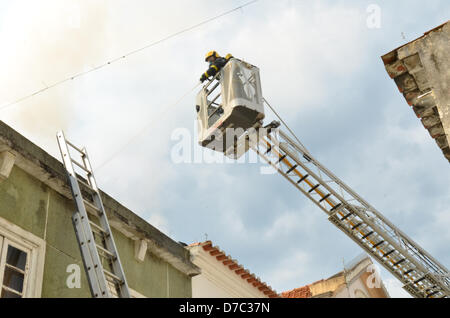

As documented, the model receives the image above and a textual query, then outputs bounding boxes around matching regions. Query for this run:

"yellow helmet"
[205,50,220,62]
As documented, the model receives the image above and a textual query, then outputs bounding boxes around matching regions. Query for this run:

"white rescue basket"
[196,58,265,157]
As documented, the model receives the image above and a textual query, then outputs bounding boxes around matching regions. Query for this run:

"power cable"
[262,97,310,154]
[0,0,260,112]
[95,81,201,171]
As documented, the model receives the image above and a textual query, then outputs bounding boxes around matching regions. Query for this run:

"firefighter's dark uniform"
[200,54,233,83]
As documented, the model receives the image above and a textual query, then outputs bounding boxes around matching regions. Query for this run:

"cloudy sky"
[0,0,449,298]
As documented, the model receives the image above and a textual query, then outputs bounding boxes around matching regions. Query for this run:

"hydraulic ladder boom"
[198,59,449,298]
[252,125,450,298]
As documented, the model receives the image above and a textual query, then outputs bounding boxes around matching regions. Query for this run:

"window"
[0,238,30,298]
[0,217,46,298]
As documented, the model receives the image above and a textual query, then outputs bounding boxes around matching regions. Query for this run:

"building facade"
[282,255,390,298]
[382,20,450,163]
[0,121,200,298]
[188,241,278,298]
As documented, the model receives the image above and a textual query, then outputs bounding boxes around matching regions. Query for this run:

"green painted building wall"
[0,164,192,298]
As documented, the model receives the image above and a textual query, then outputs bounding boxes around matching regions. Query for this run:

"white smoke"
[0,0,108,151]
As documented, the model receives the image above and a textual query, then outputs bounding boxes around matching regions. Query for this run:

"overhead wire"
[0,0,262,171]
[262,97,310,154]
[94,81,201,171]
[0,0,261,112]
[94,0,263,171]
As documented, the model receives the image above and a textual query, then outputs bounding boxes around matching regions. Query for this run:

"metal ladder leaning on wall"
[57,131,130,298]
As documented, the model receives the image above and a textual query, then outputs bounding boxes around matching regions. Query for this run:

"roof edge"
[0,120,200,277]
[188,241,279,298]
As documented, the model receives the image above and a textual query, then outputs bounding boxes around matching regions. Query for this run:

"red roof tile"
[281,286,312,298]
[188,241,279,298]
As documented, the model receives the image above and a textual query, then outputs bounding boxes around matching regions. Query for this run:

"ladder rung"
[403,269,414,276]
[66,140,85,155]
[414,276,426,284]
[426,291,439,298]
[206,81,220,95]
[265,146,272,154]
[383,250,395,258]
[319,193,331,202]
[341,212,353,221]
[308,184,320,193]
[362,231,374,239]
[96,244,117,260]
[207,93,222,110]
[297,174,309,184]
[393,259,406,267]
[277,154,287,163]
[89,221,109,236]
[77,178,94,191]
[71,159,91,174]
[103,269,124,285]
[352,222,363,230]
[372,240,385,248]
[83,199,101,213]
[330,203,342,211]
[286,165,298,174]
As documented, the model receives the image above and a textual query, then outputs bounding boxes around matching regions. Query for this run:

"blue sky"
[0,0,449,297]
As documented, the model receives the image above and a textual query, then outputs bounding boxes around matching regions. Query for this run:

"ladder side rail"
[80,148,131,298]
[72,211,105,297]
[254,130,449,297]
[56,132,112,298]
[327,212,424,298]
[277,130,450,289]
[353,203,447,281]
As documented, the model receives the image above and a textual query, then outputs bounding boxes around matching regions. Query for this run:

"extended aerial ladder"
[253,122,450,298]
[197,58,450,298]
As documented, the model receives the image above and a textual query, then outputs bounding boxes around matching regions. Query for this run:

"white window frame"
[0,238,31,297]
[0,216,46,298]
